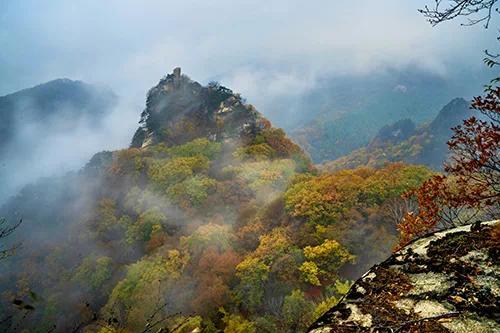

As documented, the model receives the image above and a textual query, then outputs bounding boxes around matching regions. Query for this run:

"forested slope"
[323,98,472,171]
[0,70,433,332]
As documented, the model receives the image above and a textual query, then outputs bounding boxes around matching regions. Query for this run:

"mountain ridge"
[0,78,118,203]
[287,67,489,163]
[322,98,472,171]
[0,70,444,333]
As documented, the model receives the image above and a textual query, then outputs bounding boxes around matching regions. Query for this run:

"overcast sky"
[1,0,495,100]
[0,0,497,203]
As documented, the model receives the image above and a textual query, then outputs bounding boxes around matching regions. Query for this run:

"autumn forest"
[0,1,498,332]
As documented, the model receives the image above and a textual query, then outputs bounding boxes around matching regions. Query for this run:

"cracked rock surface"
[307,220,500,333]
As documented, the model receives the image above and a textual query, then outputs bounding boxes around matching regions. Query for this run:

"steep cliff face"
[307,220,500,333]
[131,68,264,148]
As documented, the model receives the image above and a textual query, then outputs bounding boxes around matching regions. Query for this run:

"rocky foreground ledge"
[307,220,499,333]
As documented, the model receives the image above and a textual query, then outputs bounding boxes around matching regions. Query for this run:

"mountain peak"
[131,69,265,148]
[0,79,117,203]
[323,97,475,171]
[173,66,181,79]
[368,118,417,149]
[429,97,470,132]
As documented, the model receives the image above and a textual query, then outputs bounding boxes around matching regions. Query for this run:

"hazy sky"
[0,0,497,202]
[1,0,495,100]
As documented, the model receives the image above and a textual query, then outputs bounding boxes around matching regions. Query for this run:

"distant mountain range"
[285,67,488,162]
[322,98,472,171]
[0,79,117,202]
[0,69,479,332]
[0,67,486,203]
[0,79,116,150]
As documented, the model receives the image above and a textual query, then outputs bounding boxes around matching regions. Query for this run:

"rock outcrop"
[307,220,500,333]
[131,68,265,148]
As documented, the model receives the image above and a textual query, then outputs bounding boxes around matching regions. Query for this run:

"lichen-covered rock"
[307,220,500,333]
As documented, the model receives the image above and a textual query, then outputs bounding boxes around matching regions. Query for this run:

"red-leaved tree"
[396,1,499,248]
[397,87,499,248]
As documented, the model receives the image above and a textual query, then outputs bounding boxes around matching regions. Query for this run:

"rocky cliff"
[131,68,264,148]
[307,220,499,333]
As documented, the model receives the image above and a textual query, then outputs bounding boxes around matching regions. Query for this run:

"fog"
[0,3,498,330]
[1,0,495,96]
[0,97,140,203]
[0,0,497,201]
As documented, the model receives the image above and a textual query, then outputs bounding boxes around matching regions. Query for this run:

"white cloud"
[1,0,494,96]
[0,0,495,199]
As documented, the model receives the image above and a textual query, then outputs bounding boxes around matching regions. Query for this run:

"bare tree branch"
[419,0,499,28]
[0,218,22,260]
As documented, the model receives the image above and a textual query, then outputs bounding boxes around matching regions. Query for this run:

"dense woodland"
[289,70,487,163]
[1,1,499,332]
[0,74,436,332]
[2,68,496,332]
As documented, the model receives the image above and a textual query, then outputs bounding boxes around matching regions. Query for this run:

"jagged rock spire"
[130,69,264,148]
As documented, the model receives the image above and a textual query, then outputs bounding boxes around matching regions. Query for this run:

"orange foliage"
[261,128,301,157]
[236,220,265,251]
[190,248,241,314]
[145,231,168,253]
[110,148,143,175]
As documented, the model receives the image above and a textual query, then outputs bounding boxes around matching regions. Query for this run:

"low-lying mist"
[0,81,140,204]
